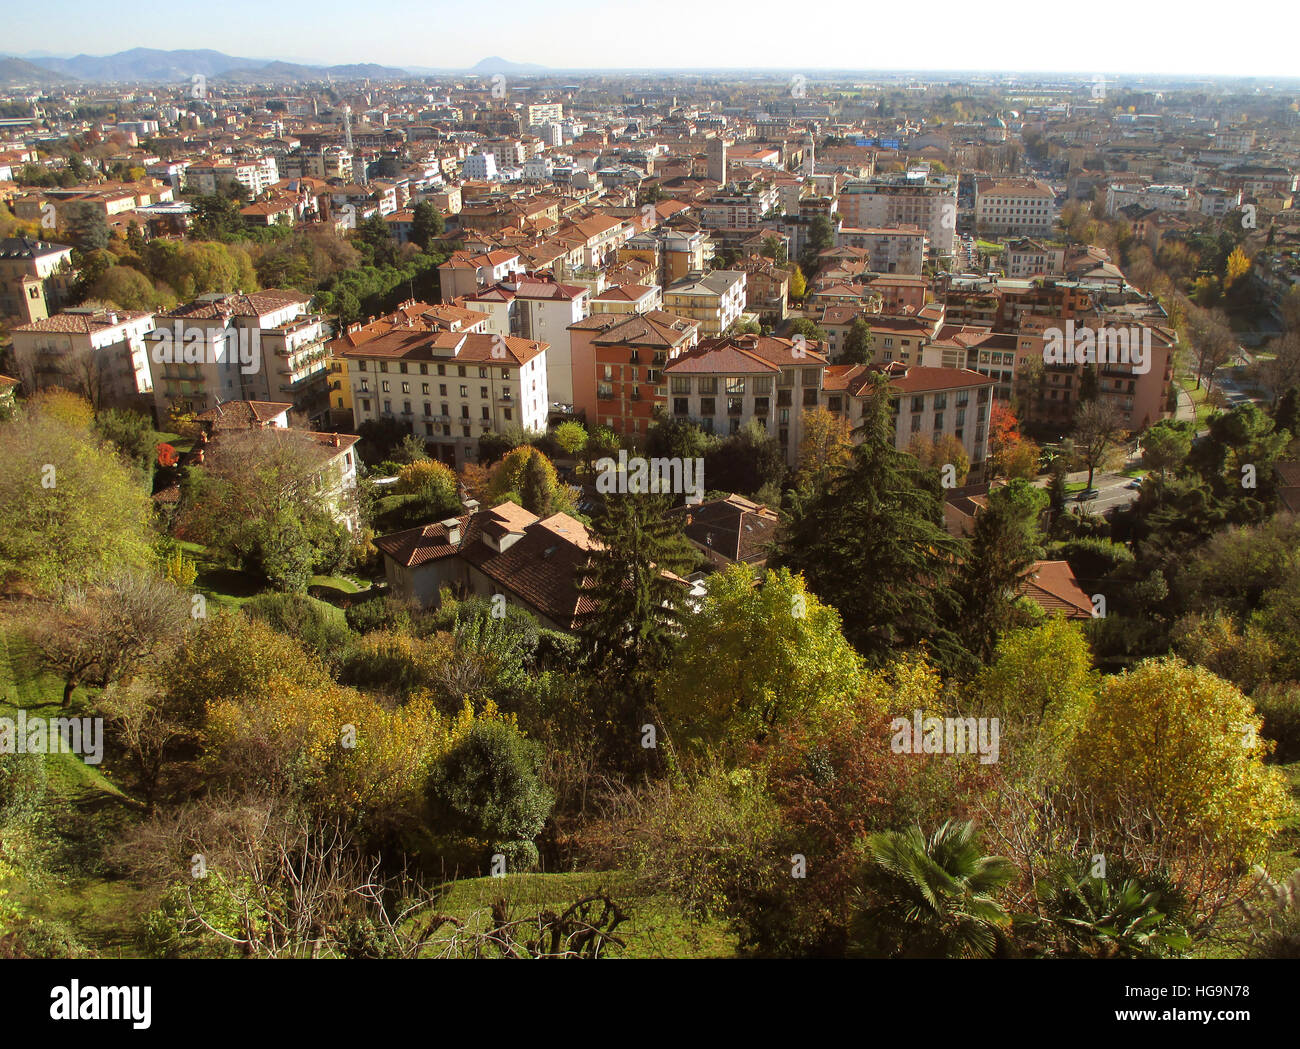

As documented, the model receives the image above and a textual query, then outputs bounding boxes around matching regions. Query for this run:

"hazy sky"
[8,0,1299,78]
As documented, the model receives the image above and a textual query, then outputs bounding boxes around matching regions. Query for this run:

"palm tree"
[849,820,1015,958]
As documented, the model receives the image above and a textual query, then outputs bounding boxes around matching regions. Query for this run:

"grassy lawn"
[1064,480,1087,493]
[0,629,152,958]
[435,870,737,959]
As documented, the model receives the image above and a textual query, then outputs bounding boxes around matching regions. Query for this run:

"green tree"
[410,200,445,251]
[956,479,1048,662]
[0,402,155,593]
[656,565,863,747]
[575,492,696,731]
[774,374,967,670]
[841,315,874,365]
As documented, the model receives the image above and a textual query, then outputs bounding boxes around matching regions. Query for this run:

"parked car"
[1076,488,1100,501]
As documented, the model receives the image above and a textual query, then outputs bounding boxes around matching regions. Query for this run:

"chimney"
[441,517,462,544]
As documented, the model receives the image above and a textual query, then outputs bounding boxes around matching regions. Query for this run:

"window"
[911,395,925,412]
[461,405,469,419]
[504,408,512,421]
[401,381,410,394]
[934,412,944,430]
[458,366,466,377]
[699,397,716,416]
[911,415,922,432]
[422,383,430,394]
[481,406,490,420]
[399,362,408,374]
[598,382,614,399]
[460,385,468,397]
[752,375,772,395]
[381,380,390,393]
[802,388,818,406]
[933,393,947,410]
[424,402,432,416]
[673,398,689,415]
[440,384,447,396]
[670,376,691,394]
[802,368,819,387]
[725,377,745,395]
[479,367,488,378]
[698,377,718,394]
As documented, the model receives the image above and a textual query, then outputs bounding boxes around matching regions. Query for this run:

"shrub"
[243,592,351,663]
[425,719,553,872]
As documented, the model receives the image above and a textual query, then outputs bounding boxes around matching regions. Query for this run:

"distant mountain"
[470,56,549,75]
[0,55,78,86]
[21,48,409,83]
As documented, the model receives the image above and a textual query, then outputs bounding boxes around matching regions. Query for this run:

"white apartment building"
[145,290,330,428]
[337,329,549,468]
[187,156,279,198]
[1104,182,1194,217]
[464,279,591,407]
[526,103,564,127]
[10,306,156,412]
[975,177,1055,237]
[462,152,498,181]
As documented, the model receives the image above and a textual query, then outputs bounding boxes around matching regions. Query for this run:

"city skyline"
[3,0,1298,80]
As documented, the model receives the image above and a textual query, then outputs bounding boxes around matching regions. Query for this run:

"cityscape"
[0,4,1298,1008]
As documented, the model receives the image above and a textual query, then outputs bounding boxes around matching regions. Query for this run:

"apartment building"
[837,172,958,258]
[821,361,995,468]
[10,306,155,412]
[1003,238,1066,279]
[187,156,280,198]
[974,177,1055,237]
[662,270,748,336]
[335,328,548,468]
[664,333,830,466]
[834,225,927,275]
[568,310,700,436]
[327,302,492,427]
[0,237,75,325]
[700,180,781,230]
[438,249,526,301]
[463,278,590,408]
[145,290,330,428]
[526,103,564,127]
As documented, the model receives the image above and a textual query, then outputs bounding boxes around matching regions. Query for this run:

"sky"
[7,0,1299,78]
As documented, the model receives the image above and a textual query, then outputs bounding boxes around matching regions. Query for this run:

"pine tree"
[575,491,696,740]
[955,479,1047,662]
[774,374,968,670]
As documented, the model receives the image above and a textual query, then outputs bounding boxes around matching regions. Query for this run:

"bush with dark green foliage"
[243,593,352,662]
[344,593,416,635]
[425,719,554,872]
